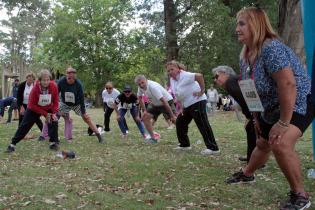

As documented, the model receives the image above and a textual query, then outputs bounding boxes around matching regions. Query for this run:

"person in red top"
[6,69,59,153]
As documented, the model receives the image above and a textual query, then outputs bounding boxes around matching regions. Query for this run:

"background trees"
[0,0,303,104]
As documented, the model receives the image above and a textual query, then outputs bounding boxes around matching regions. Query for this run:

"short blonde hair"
[236,7,278,60]
[26,72,35,80]
[38,69,52,81]
[165,60,186,70]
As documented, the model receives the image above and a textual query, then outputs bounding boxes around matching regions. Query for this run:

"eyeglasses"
[213,74,219,80]
[106,87,113,90]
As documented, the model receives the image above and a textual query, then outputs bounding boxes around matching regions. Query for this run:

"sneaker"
[38,136,46,141]
[226,170,255,184]
[5,144,15,153]
[280,191,311,210]
[144,138,158,144]
[173,146,192,150]
[96,133,105,144]
[238,156,248,162]
[200,148,220,155]
[126,130,129,134]
[49,143,59,151]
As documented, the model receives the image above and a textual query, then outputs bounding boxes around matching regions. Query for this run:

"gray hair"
[212,65,236,76]
[38,69,52,80]
[134,75,147,84]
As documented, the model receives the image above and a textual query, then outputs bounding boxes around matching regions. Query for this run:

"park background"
[0,0,314,209]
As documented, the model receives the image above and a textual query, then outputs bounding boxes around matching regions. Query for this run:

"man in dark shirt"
[113,85,145,138]
[58,67,104,143]
[212,66,256,162]
[11,78,19,120]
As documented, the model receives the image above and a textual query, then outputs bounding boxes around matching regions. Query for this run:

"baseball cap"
[123,85,132,92]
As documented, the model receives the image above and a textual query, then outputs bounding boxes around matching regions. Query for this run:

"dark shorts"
[259,96,314,140]
[147,100,176,120]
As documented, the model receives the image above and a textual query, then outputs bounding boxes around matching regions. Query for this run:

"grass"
[0,109,314,210]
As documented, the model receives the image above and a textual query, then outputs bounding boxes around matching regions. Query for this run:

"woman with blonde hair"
[226,7,313,210]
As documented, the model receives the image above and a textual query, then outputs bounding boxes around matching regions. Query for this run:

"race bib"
[123,103,133,109]
[239,79,264,112]
[65,92,75,103]
[38,94,52,106]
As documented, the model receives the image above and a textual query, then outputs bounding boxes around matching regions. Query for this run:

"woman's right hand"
[20,106,25,115]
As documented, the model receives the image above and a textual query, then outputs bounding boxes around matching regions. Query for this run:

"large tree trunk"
[278,0,305,64]
[164,0,179,61]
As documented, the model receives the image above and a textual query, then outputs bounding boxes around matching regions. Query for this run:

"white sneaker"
[200,148,220,155]
[173,146,192,151]
[126,130,129,134]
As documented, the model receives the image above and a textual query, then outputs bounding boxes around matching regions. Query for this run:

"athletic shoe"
[173,146,192,150]
[200,148,220,155]
[280,191,311,210]
[38,136,46,141]
[238,156,248,162]
[126,130,129,134]
[96,133,105,144]
[5,144,15,153]
[49,143,59,151]
[144,138,158,144]
[226,170,255,184]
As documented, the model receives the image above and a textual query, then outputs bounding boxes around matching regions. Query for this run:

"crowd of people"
[0,7,313,210]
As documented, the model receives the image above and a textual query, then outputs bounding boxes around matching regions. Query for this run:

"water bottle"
[307,168,315,179]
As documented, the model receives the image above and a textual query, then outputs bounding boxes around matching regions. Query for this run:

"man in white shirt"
[207,84,218,115]
[135,75,177,144]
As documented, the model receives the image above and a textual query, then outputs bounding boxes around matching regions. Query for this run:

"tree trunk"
[278,0,305,64]
[164,0,179,61]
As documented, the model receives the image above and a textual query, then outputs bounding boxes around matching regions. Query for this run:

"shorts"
[147,100,176,120]
[259,96,314,140]
[59,102,83,116]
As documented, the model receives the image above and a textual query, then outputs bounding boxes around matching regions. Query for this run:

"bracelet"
[277,119,289,128]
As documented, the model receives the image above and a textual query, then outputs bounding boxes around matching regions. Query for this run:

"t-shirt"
[102,88,120,104]
[23,83,34,105]
[58,76,86,114]
[170,71,207,108]
[115,93,138,109]
[137,80,173,106]
[207,89,218,102]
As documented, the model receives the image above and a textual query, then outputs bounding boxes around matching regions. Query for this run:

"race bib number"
[38,94,52,106]
[123,103,133,109]
[65,92,75,103]
[239,79,264,112]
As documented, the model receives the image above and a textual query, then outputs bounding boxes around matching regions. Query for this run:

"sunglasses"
[67,71,76,74]
[124,91,131,93]
[106,87,113,90]
[213,74,219,80]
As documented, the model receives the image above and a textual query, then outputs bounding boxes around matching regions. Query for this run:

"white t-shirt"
[207,89,218,102]
[170,71,207,108]
[23,83,34,105]
[102,88,120,104]
[137,80,173,106]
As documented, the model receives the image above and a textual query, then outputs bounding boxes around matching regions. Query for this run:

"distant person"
[135,75,177,144]
[11,78,19,120]
[6,70,59,153]
[113,85,145,138]
[17,72,44,140]
[58,67,104,143]
[0,97,17,123]
[206,84,218,115]
[166,60,219,155]
[102,81,128,133]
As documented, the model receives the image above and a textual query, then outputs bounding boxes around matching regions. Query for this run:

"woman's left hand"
[268,122,289,145]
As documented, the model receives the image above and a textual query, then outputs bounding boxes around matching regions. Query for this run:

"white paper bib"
[239,79,264,112]
[38,94,52,106]
[65,92,75,103]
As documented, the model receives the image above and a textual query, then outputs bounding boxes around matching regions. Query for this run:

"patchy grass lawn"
[0,109,314,210]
